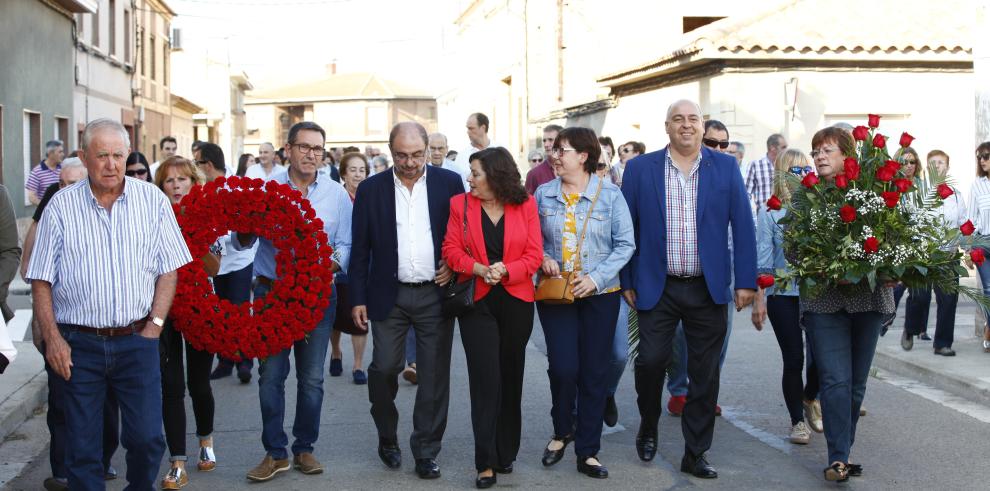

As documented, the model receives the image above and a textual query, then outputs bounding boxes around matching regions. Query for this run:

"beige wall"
[602,69,977,196]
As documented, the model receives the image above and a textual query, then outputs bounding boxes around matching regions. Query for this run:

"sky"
[169,0,464,93]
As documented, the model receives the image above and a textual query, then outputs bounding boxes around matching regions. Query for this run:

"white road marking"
[719,407,793,455]
[874,369,990,424]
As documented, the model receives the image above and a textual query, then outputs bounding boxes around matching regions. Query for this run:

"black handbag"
[441,194,476,318]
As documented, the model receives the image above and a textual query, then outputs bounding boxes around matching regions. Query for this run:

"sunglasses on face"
[979,153,990,162]
[596,163,609,170]
[901,158,918,165]
[530,158,543,163]
[125,169,148,177]
[702,138,729,149]
[789,166,813,175]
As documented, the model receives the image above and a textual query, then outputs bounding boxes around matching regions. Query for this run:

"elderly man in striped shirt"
[27,119,192,491]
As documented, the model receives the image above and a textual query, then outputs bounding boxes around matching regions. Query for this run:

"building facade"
[0,0,95,215]
[244,73,435,154]
[133,0,175,162]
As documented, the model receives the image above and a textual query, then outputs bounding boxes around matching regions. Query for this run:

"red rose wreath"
[170,176,335,361]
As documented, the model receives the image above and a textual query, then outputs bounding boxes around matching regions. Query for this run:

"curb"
[872,348,990,408]
[0,347,48,441]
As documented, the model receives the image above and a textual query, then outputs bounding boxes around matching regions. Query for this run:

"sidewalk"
[872,291,990,408]
[0,341,47,441]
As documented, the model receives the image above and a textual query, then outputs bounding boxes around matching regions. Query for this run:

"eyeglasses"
[125,169,148,177]
[596,163,609,170]
[393,152,426,163]
[291,143,325,157]
[978,153,990,162]
[788,166,813,176]
[810,147,838,159]
[702,138,729,149]
[550,147,577,158]
[901,158,918,165]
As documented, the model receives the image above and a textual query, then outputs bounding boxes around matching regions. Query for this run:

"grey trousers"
[367,284,454,459]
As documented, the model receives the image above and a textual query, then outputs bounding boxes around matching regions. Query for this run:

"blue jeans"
[538,292,620,458]
[803,310,882,464]
[60,327,165,491]
[606,300,630,397]
[257,282,337,460]
[213,263,255,370]
[974,246,990,321]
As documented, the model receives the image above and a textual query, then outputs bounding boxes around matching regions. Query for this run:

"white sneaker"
[789,421,811,444]
[803,399,824,433]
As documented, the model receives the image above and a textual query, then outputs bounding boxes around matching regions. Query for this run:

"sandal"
[823,462,849,482]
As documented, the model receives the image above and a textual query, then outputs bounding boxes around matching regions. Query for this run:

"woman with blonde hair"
[752,148,822,447]
[153,156,218,489]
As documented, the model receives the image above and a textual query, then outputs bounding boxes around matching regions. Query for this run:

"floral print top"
[560,193,620,294]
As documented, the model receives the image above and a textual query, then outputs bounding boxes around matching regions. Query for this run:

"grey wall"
[0,1,75,217]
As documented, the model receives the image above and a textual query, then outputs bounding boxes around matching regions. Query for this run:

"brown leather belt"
[257,276,273,288]
[61,319,147,337]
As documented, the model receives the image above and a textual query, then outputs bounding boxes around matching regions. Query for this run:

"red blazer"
[442,193,543,302]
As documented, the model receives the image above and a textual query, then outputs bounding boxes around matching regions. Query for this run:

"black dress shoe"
[476,472,497,489]
[576,457,609,479]
[415,458,441,479]
[934,347,956,356]
[541,435,573,467]
[920,332,932,341]
[635,427,658,462]
[377,442,402,469]
[604,396,618,427]
[493,462,513,474]
[681,453,718,479]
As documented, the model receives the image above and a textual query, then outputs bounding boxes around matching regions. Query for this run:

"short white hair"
[81,118,130,151]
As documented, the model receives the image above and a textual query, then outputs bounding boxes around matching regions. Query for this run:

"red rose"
[899,132,915,148]
[766,195,782,211]
[876,166,896,182]
[843,158,860,180]
[864,237,880,254]
[893,178,912,193]
[872,133,887,149]
[839,204,857,223]
[882,191,900,208]
[937,183,954,199]
[852,126,870,141]
[834,173,849,189]
[867,114,881,128]
[801,173,819,188]
[959,220,975,236]
[757,274,775,289]
[972,248,986,266]
[884,159,901,171]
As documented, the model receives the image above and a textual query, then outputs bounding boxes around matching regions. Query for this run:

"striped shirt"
[26,162,61,198]
[235,170,352,280]
[665,149,702,276]
[745,155,774,216]
[25,177,192,328]
[969,177,990,235]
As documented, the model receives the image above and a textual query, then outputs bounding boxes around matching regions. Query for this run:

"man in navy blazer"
[349,122,464,479]
[620,100,757,479]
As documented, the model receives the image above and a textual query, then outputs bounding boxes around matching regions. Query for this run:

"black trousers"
[766,295,820,425]
[160,321,215,460]
[634,276,727,459]
[904,281,958,349]
[458,285,534,471]
[368,284,454,459]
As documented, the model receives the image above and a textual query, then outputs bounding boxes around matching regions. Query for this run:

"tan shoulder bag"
[535,178,604,304]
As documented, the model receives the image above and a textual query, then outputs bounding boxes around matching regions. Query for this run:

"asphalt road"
[5,307,990,490]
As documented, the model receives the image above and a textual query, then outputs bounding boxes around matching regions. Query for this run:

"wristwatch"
[151,316,165,328]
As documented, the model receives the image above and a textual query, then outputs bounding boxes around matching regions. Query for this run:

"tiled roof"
[247,73,433,103]
[600,0,974,86]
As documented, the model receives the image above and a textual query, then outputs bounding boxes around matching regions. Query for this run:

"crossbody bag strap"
[573,177,604,263]
[462,193,472,258]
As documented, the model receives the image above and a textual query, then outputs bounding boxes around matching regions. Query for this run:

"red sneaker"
[667,395,686,416]
[715,404,722,416]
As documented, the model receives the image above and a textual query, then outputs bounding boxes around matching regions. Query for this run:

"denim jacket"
[757,207,798,296]
[534,173,635,293]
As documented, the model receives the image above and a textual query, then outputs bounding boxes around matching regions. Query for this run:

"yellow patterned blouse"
[560,193,620,294]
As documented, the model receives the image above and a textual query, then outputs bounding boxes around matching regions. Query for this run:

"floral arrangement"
[170,176,335,361]
[769,115,990,304]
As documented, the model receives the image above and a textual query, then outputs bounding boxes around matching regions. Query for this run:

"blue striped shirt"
[234,171,352,280]
[26,177,192,327]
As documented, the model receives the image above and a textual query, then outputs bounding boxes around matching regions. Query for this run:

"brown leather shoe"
[293,452,324,474]
[246,455,290,482]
